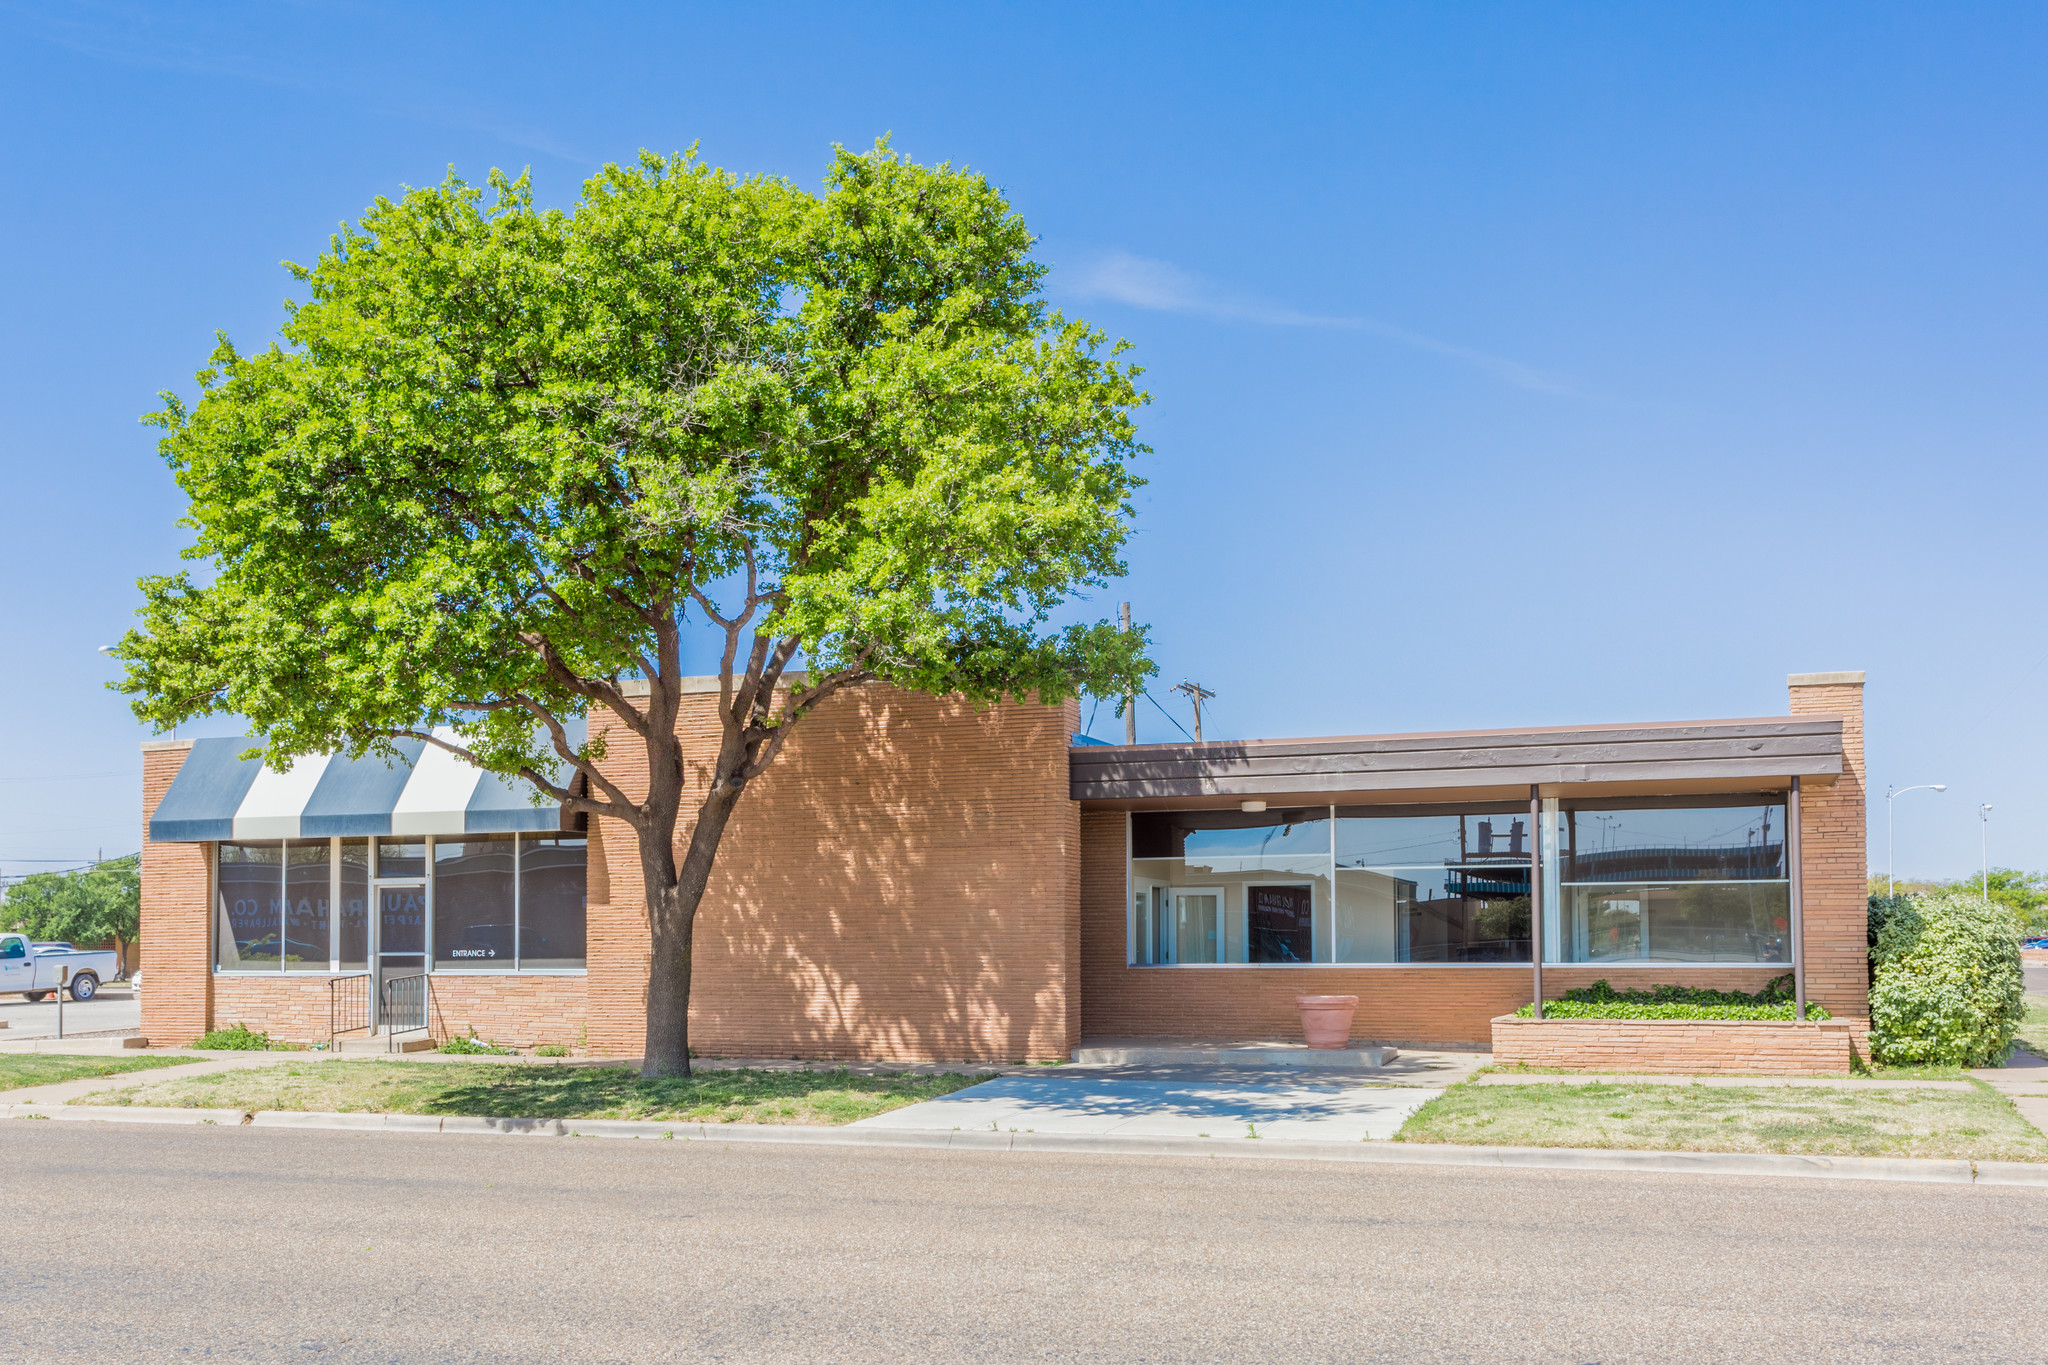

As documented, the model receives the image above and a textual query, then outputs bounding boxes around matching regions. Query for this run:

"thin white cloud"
[0,0,596,165]
[1066,250,1577,397]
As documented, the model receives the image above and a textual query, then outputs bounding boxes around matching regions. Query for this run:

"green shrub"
[1868,891,2025,1066]
[1559,975,1804,1007]
[533,1043,569,1058]
[1515,976,1829,1022]
[193,1022,271,1051]
[1514,1000,1825,1021]
[437,1031,514,1056]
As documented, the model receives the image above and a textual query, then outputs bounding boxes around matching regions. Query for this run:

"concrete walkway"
[1972,1047,2048,1133]
[852,1070,1444,1141]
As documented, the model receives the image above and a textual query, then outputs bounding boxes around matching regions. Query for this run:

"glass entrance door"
[373,882,427,1027]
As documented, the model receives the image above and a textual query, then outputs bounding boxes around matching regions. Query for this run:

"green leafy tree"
[4,857,141,977]
[1871,869,2048,935]
[116,143,1154,1075]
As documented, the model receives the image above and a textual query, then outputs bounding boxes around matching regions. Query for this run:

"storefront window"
[338,840,370,971]
[217,833,585,974]
[283,841,331,971]
[519,836,588,969]
[1335,807,1531,963]
[432,837,516,970]
[1130,809,1332,964]
[215,842,283,970]
[1549,798,1789,963]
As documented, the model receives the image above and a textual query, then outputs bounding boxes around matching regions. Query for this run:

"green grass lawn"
[87,1061,993,1125]
[1397,1079,2048,1161]
[0,1054,199,1092]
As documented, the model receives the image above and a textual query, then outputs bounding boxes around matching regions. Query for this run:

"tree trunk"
[639,781,746,1077]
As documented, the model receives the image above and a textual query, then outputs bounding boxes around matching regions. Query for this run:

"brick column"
[140,741,212,1044]
[1787,671,1867,1019]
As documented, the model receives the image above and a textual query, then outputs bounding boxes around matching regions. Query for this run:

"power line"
[1143,690,1196,742]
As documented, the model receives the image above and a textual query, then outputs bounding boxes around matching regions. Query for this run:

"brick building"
[137,671,1867,1058]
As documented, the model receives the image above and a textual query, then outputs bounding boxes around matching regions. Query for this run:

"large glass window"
[375,838,427,879]
[1549,798,1789,964]
[1336,806,1531,963]
[1130,810,1332,964]
[520,836,588,969]
[433,837,517,971]
[283,841,331,971]
[338,840,370,971]
[215,842,284,970]
[217,833,586,974]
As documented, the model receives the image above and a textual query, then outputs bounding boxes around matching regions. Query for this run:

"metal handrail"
[381,972,429,1052]
[328,973,371,1050]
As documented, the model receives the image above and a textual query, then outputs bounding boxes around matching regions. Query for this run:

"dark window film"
[338,841,370,971]
[378,884,427,958]
[375,838,427,879]
[282,841,330,971]
[216,842,283,970]
[433,837,516,970]
[520,836,587,969]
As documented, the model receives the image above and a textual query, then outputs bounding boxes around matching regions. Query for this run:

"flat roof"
[1069,714,1845,807]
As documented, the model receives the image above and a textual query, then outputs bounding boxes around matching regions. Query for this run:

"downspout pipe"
[1530,783,1543,1021]
[1789,776,1806,1022]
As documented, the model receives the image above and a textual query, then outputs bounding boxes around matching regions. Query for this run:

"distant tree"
[4,856,141,976]
[1871,870,2048,934]
[115,143,1154,1076]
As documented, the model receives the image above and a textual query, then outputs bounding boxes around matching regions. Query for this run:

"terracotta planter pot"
[1295,994,1359,1050]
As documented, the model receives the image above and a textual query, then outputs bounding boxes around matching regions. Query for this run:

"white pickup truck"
[0,934,114,1002]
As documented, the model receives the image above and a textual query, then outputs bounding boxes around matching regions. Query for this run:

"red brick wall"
[1789,674,1868,1019]
[588,683,1081,1063]
[210,973,588,1049]
[140,742,210,1046]
[1492,1015,1854,1074]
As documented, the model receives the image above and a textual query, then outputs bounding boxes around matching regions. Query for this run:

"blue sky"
[2,1,2041,881]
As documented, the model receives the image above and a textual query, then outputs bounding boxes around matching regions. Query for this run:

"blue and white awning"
[149,728,583,843]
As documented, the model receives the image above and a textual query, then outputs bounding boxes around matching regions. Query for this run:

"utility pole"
[1119,602,1136,745]
[1170,681,1215,742]
[1981,804,1994,902]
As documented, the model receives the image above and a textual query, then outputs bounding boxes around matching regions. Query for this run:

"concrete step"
[1072,1042,1399,1069]
[331,1033,436,1056]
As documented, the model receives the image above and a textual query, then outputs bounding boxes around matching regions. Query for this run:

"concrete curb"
[13,1102,2048,1186]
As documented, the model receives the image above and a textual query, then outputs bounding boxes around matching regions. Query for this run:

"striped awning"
[149,727,584,843]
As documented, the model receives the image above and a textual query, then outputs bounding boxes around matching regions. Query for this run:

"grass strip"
[84,1061,992,1126]
[1396,1077,2048,1161]
[0,1054,200,1091]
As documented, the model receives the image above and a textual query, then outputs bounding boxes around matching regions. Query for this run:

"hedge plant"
[1868,891,2025,1066]
[1512,975,1830,1021]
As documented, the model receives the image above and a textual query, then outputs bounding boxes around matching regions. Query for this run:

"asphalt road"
[5,1124,2046,1364]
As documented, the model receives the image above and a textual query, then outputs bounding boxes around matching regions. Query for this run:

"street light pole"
[1885,783,1948,898]
[1980,804,1994,902]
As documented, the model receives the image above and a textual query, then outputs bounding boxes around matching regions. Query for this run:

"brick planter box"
[1491,1014,1857,1074]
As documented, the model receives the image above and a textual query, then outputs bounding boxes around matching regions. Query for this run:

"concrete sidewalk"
[852,1071,1444,1141]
